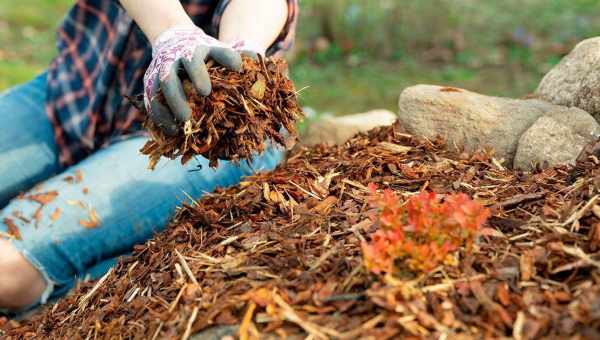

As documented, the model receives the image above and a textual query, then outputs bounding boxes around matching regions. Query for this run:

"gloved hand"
[143,25,243,136]
[231,40,267,60]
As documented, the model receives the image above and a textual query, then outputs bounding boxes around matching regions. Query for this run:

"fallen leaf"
[3,218,21,240]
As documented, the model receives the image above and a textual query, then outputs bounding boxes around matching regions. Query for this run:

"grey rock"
[514,108,600,170]
[397,85,557,162]
[536,37,600,122]
[191,325,305,340]
[301,109,397,146]
[191,325,238,340]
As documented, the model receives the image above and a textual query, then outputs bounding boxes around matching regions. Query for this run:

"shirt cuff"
[209,0,298,57]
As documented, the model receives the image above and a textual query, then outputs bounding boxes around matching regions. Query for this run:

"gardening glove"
[231,40,267,60]
[143,25,243,136]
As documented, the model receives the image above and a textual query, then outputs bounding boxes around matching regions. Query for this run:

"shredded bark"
[2,218,21,240]
[140,56,304,169]
[3,122,600,339]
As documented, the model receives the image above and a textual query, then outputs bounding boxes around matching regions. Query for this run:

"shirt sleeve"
[209,0,298,57]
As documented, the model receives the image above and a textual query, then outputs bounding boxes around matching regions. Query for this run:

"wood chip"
[75,170,83,183]
[50,208,62,224]
[3,218,21,240]
[79,208,100,229]
[139,56,303,169]
[8,123,600,339]
[26,191,58,205]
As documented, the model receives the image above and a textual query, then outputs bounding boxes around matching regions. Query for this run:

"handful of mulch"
[140,56,304,169]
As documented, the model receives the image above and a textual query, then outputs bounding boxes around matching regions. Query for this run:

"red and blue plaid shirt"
[47,0,298,166]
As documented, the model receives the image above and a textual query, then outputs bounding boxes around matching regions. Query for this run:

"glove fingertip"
[150,99,179,136]
[210,46,243,72]
[241,49,259,61]
[183,55,212,97]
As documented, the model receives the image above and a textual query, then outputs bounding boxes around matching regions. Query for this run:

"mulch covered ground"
[2,122,600,339]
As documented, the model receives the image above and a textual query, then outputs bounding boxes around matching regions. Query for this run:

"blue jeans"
[0,73,283,304]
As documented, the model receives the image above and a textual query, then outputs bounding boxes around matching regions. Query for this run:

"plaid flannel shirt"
[47,0,298,166]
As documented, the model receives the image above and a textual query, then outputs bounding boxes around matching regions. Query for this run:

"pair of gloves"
[143,25,262,136]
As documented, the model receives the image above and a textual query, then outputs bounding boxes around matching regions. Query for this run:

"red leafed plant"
[362,184,490,274]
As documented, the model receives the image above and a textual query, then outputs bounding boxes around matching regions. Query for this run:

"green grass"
[0,0,72,88]
[290,59,544,115]
[0,60,44,90]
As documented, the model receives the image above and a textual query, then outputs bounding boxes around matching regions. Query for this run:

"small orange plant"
[362,184,490,274]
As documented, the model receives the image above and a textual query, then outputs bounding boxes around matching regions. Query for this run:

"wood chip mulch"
[2,122,600,339]
[140,56,303,169]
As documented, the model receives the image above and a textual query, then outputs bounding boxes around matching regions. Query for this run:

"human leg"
[0,239,46,310]
[0,72,62,208]
[0,136,283,309]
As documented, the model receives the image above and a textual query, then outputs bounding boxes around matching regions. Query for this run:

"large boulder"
[536,37,600,122]
[301,109,397,146]
[397,85,556,162]
[514,108,600,170]
[397,84,600,170]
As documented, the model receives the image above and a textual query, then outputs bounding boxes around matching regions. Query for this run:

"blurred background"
[2,0,600,115]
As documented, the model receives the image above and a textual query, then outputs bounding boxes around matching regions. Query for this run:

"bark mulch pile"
[140,56,303,169]
[3,123,600,339]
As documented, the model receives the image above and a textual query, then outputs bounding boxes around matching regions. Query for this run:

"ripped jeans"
[0,73,283,305]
